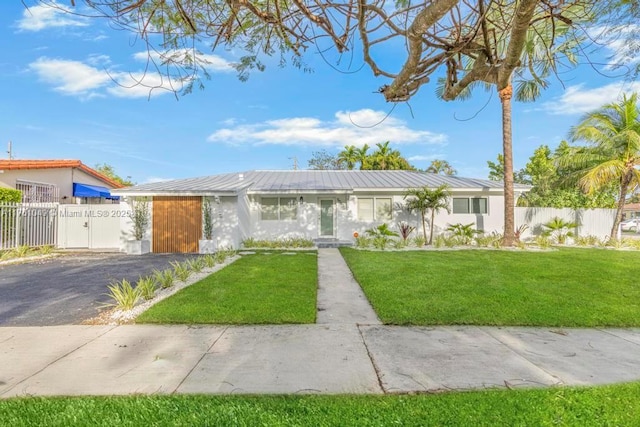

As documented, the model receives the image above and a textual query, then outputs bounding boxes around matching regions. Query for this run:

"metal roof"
[114,170,530,195]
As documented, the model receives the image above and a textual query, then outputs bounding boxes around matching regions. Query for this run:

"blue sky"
[3,1,640,185]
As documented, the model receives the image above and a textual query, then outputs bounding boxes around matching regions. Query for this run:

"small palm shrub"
[514,224,529,242]
[153,269,175,289]
[397,222,416,242]
[105,279,141,311]
[542,217,577,244]
[136,276,157,301]
[392,239,408,249]
[446,223,477,245]
[171,261,192,282]
[365,223,399,250]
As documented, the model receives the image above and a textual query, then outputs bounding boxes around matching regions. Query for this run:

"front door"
[320,199,335,237]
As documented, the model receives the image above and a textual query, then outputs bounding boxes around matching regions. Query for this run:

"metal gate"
[0,203,57,250]
[152,196,202,253]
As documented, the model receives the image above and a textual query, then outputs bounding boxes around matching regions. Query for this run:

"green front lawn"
[3,383,640,426]
[137,252,317,324]
[340,247,640,327]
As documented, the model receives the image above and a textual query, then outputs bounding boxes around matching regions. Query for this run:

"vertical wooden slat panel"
[152,196,202,253]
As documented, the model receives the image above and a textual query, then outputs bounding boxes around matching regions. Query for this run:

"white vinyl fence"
[0,203,58,250]
[515,207,616,240]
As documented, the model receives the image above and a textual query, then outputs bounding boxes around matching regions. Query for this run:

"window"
[15,180,59,203]
[452,197,488,214]
[261,197,297,220]
[358,197,393,221]
[358,198,373,221]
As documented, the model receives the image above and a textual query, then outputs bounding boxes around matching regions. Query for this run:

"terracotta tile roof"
[0,160,124,188]
[624,203,640,210]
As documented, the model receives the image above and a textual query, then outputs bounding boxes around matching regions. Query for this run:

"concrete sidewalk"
[1,249,640,397]
[1,324,640,397]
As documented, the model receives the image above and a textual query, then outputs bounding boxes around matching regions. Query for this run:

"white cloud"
[207,109,447,147]
[542,82,640,115]
[29,51,233,99]
[29,57,111,98]
[17,1,88,31]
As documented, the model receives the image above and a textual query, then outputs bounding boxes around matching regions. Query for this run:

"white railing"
[0,203,58,250]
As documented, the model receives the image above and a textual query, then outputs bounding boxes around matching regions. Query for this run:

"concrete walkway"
[1,249,640,397]
[316,249,380,325]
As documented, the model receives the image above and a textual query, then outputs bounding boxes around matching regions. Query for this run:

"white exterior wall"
[248,194,324,240]
[244,191,505,243]
[0,168,117,204]
[515,207,616,241]
[118,199,153,252]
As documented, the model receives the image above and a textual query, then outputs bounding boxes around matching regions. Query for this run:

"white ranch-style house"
[113,170,530,253]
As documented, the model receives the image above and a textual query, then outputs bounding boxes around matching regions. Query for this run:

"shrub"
[202,254,217,268]
[39,245,54,255]
[365,224,399,251]
[413,236,426,247]
[188,257,205,273]
[355,236,372,248]
[13,245,32,258]
[153,269,175,289]
[171,261,192,282]
[203,199,214,240]
[105,279,141,311]
[574,235,601,246]
[446,223,478,245]
[136,276,157,301]
[0,188,21,203]
[131,199,150,240]
[397,222,416,242]
[533,235,552,249]
[392,239,408,249]
[475,232,502,248]
[241,237,313,248]
[542,217,577,244]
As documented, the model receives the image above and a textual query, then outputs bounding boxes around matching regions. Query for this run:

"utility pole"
[7,141,12,159]
[289,156,298,170]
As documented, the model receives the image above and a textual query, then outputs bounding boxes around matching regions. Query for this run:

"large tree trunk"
[499,84,516,247]
[611,170,633,240]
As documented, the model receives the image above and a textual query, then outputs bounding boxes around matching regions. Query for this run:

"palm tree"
[426,159,457,175]
[403,184,451,245]
[356,144,370,170]
[372,141,393,170]
[337,145,358,170]
[563,93,640,239]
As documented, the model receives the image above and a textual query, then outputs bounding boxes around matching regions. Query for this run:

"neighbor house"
[0,160,123,204]
[113,170,530,253]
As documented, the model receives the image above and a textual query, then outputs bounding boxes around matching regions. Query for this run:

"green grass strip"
[340,247,640,327]
[2,383,640,426]
[137,252,317,324]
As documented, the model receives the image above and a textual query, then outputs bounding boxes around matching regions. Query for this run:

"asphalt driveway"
[0,252,196,326]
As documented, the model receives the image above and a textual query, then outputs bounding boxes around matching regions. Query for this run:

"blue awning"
[73,183,120,200]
